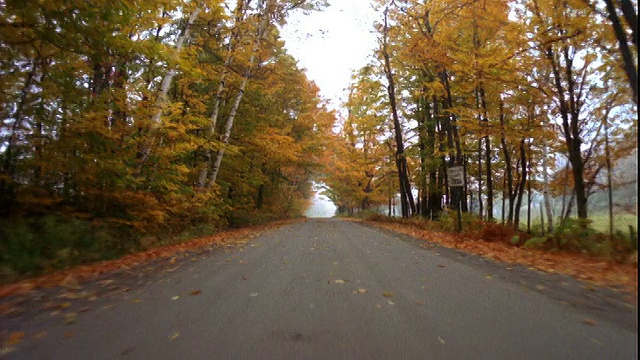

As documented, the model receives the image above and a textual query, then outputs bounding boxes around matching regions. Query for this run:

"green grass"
[588,213,637,235]
[520,212,637,236]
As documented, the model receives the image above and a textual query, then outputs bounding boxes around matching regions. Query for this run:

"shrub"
[478,222,517,244]
[365,213,390,222]
[0,215,127,282]
[523,237,548,248]
[519,217,638,260]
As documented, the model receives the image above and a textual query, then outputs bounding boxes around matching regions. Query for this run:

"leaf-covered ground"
[363,220,638,300]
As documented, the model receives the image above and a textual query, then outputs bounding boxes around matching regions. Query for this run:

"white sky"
[280,1,379,217]
[279,0,379,110]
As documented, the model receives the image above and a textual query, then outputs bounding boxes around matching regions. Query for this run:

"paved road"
[1,219,637,359]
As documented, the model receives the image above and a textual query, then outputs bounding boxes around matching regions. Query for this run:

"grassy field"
[589,213,637,235]
[523,212,637,236]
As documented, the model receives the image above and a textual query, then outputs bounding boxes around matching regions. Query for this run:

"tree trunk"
[480,86,493,220]
[547,44,588,219]
[382,7,415,217]
[564,48,589,220]
[478,139,483,218]
[560,166,569,222]
[501,175,506,225]
[602,0,638,103]
[526,109,533,233]
[499,100,514,224]
[604,114,614,237]
[514,139,527,230]
[137,8,201,168]
[440,71,466,212]
[563,191,576,221]
[0,60,37,215]
[209,0,270,185]
[541,137,554,232]
[463,154,470,215]
[198,2,248,187]
[418,93,429,217]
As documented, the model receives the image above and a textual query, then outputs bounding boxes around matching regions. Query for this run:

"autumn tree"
[0,0,333,275]
[321,66,392,215]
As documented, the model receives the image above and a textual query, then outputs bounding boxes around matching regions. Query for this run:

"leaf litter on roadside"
[0,220,303,300]
[367,221,638,295]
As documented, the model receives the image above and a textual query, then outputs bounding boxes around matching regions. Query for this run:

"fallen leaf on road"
[0,303,16,316]
[383,291,393,297]
[189,290,202,296]
[583,318,597,325]
[486,275,493,279]
[60,302,72,309]
[64,313,77,324]
[132,299,142,303]
[437,264,446,268]
[171,296,180,301]
[357,288,367,294]
[102,304,115,310]
[78,306,90,313]
[334,279,347,284]
[61,275,81,290]
[168,332,180,341]
[63,330,75,339]
[169,257,177,265]
[590,338,603,345]
[536,285,546,290]
[0,348,16,356]
[33,331,47,339]
[242,275,248,280]
[416,301,425,305]
[250,293,259,297]
[58,292,80,299]
[438,336,446,345]
[387,300,396,305]
[7,332,25,345]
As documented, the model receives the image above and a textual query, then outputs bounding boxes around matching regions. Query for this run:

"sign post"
[448,166,464,232]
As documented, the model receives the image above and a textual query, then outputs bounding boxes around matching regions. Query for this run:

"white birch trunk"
[542,140,554,232]
[208,0,270,186]
[197,3,248,187]
[139,8,201,166]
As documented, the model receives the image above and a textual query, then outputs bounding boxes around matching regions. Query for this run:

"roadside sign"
[448,166,464,187]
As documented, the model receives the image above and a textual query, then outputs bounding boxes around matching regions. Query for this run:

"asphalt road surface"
[1,219,637,359]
